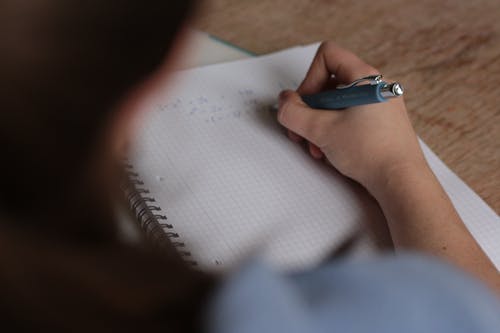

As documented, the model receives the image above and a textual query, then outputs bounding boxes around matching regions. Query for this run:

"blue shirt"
[207,254,500,333]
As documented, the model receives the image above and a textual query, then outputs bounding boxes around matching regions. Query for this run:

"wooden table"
[196,0,500,214]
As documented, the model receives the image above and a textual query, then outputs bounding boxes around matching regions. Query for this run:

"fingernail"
[278,90,291,108]
[279,90,287,101]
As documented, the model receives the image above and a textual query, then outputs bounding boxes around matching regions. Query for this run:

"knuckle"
[319,41,337,54]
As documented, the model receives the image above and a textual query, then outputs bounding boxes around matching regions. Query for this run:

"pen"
[301,75,404,110]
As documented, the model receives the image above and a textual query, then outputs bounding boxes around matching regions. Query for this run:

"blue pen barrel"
[302,84,386,110]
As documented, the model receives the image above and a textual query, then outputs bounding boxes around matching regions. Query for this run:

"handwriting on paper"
[155,79,299,124]
[156,88,270,124]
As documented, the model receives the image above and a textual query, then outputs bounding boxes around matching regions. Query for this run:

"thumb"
[277,90,331,143]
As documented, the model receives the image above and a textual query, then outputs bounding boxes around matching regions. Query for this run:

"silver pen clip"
[336,75,384,89]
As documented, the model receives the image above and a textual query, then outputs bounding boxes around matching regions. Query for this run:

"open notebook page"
[132,44,500,272]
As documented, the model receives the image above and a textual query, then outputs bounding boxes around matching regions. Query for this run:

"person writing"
[0,0,498,331]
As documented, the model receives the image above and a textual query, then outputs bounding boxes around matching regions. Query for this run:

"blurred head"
[0,0,195,238]
[0,2,217,331]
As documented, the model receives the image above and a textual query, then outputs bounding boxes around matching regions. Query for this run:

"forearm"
[370,163,500,293]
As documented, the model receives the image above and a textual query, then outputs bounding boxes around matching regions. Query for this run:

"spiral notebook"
[125,42,500,272]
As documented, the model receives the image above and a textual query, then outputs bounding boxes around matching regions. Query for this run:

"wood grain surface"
[195,0,500,214]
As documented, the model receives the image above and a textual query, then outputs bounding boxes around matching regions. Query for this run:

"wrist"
[364,158,433,201]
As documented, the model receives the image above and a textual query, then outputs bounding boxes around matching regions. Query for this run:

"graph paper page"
[132,44,500,271]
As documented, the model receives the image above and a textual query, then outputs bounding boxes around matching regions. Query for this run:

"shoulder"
[206,254,500,333]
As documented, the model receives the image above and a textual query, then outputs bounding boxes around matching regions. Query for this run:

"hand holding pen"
[276,41,423,192]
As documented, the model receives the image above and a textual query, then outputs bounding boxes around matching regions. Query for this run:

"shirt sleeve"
[205,253,500,333]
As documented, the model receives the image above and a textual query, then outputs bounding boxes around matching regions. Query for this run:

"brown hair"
[0,1,214,331]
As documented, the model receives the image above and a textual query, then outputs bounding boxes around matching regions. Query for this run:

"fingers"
[297,41,380,95]
[287,130,303,143]
[309,143,324,159]
[279,42,378,159]
[288,130,323,159]
[277,90,335,145]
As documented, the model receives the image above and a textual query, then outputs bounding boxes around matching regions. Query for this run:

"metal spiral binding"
[122,162,195,264]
